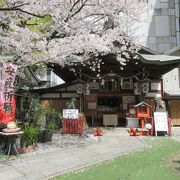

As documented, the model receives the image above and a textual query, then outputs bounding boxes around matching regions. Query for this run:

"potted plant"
[31,103,61,143]
[40,104,57,143]
[41,121,56,143]
[19,124,40,153]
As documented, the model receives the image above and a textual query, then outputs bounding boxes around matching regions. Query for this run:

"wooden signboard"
[154,111,168,136]
[63,109,79,119]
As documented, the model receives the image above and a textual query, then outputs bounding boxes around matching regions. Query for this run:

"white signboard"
[63,109,79,119]
[151,82,161,90]
[154,111,168,136]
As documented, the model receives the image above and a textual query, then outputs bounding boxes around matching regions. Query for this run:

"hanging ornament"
[121,78,123,86]
[76,84,83,94]
[134,82,141,95]
[83,83,90,95]
[142,82,149,93]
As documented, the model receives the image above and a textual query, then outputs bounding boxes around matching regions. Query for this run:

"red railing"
[61,117,83,135]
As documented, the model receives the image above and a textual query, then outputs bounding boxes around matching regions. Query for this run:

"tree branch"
[15,8,45,18]
[48,30,70,40]
[69,0,81,12]
[70,0,88,18]
[65,0,88,22]
[0,3,45,18]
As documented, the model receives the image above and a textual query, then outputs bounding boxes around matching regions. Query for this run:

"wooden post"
[140,118,145,128]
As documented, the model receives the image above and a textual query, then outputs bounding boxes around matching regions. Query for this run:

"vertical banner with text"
[0,62,18,124]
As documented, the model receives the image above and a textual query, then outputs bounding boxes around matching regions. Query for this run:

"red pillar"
[140,118,145,128]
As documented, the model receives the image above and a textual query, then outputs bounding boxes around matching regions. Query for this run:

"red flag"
[0,62,18,124]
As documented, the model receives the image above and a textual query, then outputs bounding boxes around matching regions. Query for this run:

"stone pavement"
[0,128,146,180]
[3,127,180,180]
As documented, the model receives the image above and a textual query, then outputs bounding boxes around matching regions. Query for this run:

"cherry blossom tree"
[0,0,145,71]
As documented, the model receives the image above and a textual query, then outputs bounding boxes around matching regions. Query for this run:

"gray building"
[137,0,180,125]
[137,0,179,52]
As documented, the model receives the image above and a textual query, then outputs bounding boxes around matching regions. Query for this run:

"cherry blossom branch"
[69,0,88,18]
[0,0,145,69]
[69,0,81,12]
[49,31,70,40]
[0,3,45,18]
[65,0,88,22]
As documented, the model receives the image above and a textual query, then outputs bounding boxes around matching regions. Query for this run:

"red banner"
[0,62,18,124]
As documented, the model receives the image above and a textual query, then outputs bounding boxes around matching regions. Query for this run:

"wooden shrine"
[134,102,152,128]
[134,102,152,118]
[33,48,180,127]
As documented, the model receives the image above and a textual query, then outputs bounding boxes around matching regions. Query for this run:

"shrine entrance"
[35,48,180,127]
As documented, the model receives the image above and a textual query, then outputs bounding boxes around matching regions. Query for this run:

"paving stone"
[0,169,24,180]
[0,127,163,179]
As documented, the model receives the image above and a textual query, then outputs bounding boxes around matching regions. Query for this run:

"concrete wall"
[137,0,180,92]
[138,0,179,53]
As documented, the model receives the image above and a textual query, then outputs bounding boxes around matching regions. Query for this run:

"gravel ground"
[16,127,180,158]
[21,131,96,157]
[0,127,136,161]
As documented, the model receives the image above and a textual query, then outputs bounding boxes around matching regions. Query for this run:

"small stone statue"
[154,97,166,112]
[66,98,76,109]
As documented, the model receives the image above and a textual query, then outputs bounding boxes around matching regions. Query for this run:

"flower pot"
[41,129,53,143]
[18,143,36,154]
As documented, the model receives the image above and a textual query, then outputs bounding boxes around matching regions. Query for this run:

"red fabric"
[0,96,16,124]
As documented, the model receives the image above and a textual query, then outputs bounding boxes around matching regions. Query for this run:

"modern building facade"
[138,0,180,125]
[138,0,179,53]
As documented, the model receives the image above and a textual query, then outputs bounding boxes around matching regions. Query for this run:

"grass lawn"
[54,138,180,180]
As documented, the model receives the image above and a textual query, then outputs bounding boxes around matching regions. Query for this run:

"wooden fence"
[61,117,83,135]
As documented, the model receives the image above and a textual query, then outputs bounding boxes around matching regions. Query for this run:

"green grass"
[54,138,180,180]
[0,153,17,161]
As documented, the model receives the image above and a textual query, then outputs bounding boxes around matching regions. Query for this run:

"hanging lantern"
[76,84,83,94]
[83,83,90,95]
[142,82,149,93]
[101,79,105,85]
[134,82,141,95]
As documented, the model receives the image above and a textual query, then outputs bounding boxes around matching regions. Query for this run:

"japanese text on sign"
[1,63,18,113]
[154,111,168,132]
[63,109,79,119]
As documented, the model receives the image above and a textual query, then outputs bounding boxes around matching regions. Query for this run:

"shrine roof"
[134,101,152,108]
[164,91,180,99]
[138,54,180,65]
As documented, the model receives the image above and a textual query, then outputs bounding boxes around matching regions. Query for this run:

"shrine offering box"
[134,102,152,118]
